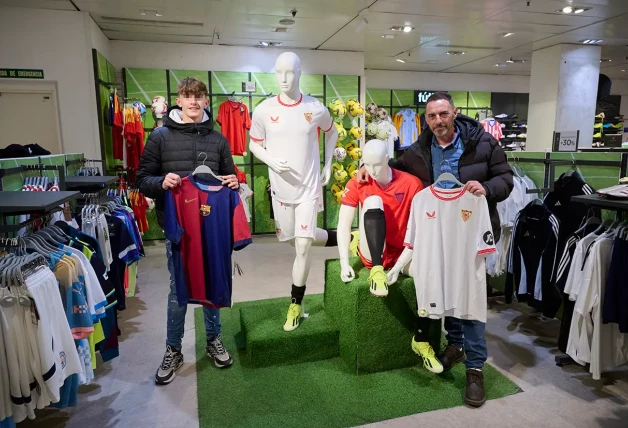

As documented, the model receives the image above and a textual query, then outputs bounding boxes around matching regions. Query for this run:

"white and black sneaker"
[206,334,233,368]
[155,345,184,385]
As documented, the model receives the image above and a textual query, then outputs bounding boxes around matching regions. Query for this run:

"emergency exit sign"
[0,68,44,79]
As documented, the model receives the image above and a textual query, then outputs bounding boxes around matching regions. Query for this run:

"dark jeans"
[445,317,487,369]
[165,240,221,349]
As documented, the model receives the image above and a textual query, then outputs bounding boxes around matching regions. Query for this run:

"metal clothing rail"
[508,152,626,194]
[0,164,66,191]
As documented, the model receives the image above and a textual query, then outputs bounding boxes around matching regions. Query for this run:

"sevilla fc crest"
[304,112,313,123]
[461,209,472,222]
[395,192,405,203]
[200,205,211,216]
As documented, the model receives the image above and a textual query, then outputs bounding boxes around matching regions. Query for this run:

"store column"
[527,44,601,151]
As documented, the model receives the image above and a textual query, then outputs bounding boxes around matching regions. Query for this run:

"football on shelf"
[331,103,347,120]
[365,112,373,123]
[346,99,357,112]
[366,123,378,136]
[151,96,168,119]
[376,127,389,140]
[331,183,345,203]
[376,107,388,121]
[349,126,362,139]
[348,147,362,161]
[348,100,364,117]
[328,99,344,110]
[333,147,347,162]
[347,162,359,179]
[331,162,345,175]
[366,102,378,115]
[334,169,349,184]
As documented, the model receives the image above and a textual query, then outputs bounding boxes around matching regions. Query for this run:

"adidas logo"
[555,201,561,206]
[524,231,530,237]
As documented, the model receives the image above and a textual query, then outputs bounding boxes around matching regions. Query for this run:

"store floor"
[20,237,628,428]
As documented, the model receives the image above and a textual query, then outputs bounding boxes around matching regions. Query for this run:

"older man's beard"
[433,125,449,137]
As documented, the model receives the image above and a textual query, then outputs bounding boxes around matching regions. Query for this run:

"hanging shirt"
[164,175,252,308]
[217,100,252,156]
[431,129,464,189]
[249,94,334,204]
[404,187,496,322]
[481,119,503,141]
[394,109,421,149]
[112,92,124,160]
[238,183,254,223]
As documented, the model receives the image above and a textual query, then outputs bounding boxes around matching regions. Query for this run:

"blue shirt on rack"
[431,127,464,189]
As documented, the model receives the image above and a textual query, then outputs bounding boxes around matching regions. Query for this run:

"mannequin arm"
[321,126,339,185]
[337,204,357,282]
[387,247,413,285]
[249,141,290,174]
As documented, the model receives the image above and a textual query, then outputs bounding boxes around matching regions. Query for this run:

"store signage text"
[0,69,44,79]
[553,130,579,152]
[416,91,436,105]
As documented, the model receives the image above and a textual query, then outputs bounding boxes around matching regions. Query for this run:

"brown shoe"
[438,345,465,372]
[465,368,486,408]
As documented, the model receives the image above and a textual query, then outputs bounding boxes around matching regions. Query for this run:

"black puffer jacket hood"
[164,106,214,133]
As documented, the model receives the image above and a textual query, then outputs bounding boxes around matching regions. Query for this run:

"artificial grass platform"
[239,295,339,367]
[195,299,521,427]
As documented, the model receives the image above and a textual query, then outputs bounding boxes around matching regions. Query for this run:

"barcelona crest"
[304,112,313,123]
[461,209,472,222]
[200,205,211,216]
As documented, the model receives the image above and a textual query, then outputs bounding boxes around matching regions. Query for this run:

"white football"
[333,147,347,162]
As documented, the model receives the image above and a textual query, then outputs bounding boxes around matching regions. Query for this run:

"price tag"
[242,81,256,92]
[553,131,579,152]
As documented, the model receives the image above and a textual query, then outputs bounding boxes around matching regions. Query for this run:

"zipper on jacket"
[193,140,198,171]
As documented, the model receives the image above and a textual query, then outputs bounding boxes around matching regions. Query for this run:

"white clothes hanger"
[193,152,222,182]
[433,172,464,187]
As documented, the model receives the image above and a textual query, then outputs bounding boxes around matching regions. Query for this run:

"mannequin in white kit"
[249,52,339,331]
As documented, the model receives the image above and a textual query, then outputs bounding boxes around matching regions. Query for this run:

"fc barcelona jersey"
[164,175,252,308]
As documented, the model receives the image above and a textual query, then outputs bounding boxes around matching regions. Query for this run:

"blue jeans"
[444,317,487,369]
[165,240,221,349]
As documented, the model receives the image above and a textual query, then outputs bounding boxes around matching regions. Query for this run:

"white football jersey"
[404,186,496,323]
[250,94,334,204]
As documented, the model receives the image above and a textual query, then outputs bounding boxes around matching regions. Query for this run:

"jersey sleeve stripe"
[323,121,334,133]
[249,135,264,143]
[478,248,496,255]
[403,242,414,249]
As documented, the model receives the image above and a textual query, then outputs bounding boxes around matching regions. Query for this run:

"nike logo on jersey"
[271,116,279,123]
[185,198,197,203]
[426,211,436,219]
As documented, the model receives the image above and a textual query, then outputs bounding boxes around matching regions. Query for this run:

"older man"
[358,92,513,407]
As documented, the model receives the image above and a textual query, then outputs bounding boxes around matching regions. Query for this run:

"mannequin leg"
[292,237,313,287]
[291,228,337,247]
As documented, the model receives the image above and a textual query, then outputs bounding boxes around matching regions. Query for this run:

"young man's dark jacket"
[136,106,236,227]
[390,114,513,241]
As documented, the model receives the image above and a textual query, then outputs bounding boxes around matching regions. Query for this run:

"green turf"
[240,294,339,367]
[195,298,521,428]
[325,259,442,374]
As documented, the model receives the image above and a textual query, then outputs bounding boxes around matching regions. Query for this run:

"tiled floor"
[21,237,628,428]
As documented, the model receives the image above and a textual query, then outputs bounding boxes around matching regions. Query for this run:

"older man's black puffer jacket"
[136,106,236,227]
[390,114,513,241]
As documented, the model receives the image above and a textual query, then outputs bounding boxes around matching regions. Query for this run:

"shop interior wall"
[123,68,361,240]
[0,7,103,159]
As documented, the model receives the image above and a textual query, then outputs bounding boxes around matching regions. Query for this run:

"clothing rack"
[65,158,105,168]
[508,152,626,194]
[123,97,140,102]
[0,164,66,191]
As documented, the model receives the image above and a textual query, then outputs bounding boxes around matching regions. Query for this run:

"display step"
[239,294,340,368]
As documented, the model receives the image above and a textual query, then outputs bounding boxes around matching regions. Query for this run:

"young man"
[137,77,240,385]
[358,92,513,407]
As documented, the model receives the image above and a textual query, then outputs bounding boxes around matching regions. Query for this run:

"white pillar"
[527,44,601,151]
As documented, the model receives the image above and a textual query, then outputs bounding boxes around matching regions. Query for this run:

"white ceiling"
[3,0,628,77]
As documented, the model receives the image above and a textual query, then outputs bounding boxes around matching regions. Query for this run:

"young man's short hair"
[177,77,208,97]
[426,92,455,107]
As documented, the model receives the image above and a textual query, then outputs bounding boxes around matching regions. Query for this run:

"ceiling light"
[279,18,295,25]
[446,51,465,55]
[495,64,500,67]
[600,59,612,62]
[574,8,585,13]
[506,58,514,63]
[581,39,603,44]
[502,32,514,37]
[390,26,414,32]
[396,58,406,63]
[382,34,395,39]
[139,11,146,16]
[155,12,163,17]
[259,41,269,46]
[622,69,627,72]
[259,41,282,47]
[562,6,573,13]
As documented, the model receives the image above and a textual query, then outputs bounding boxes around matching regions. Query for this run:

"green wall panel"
[0,157,40,191]
[125,68,167,130]
[326,75,359,103]
[366,89,391,106]
[392,90,415,107]
[253,164,274,234]
[212,71,249,95]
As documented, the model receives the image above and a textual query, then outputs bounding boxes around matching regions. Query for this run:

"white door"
[0,91,62,154]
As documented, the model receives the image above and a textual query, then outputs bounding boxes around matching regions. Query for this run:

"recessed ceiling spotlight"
[622,69,627,72]
[574,8,586,13]
[396,58,406,63]
[382,34,395,39]
[259,41,282,47]
[581,39,603,44]
[390,26,414,32]
[600,59,612,62]
[559,6,591,14]
[506,58,514,63]
[495,63,500,67]
[502,32,515,37]
[446,51,465,55]
[562,6,573,13]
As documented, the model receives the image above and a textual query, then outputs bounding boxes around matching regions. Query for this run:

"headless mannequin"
[337,139,412,282]
[249,52,339,326]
